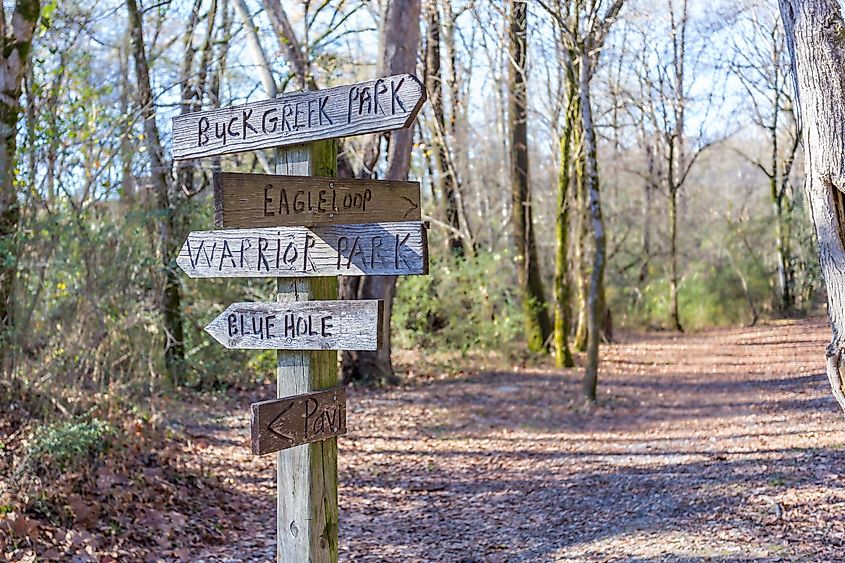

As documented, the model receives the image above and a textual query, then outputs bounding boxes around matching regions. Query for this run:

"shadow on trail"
[335,320,845,560]
[339,440,845,560]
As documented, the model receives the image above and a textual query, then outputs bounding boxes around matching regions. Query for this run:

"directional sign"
[205,300,382,350]
[213,172,421,229]
[172,73,426,160]
[251,388,347,455]
[176,221,428,278]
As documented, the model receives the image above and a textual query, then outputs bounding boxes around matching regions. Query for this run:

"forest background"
[0,0,820,549]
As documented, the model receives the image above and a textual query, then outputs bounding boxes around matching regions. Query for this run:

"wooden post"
[274,141,339,563]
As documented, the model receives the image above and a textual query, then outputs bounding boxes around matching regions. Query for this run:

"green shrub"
[393,251,522,352]
[25,416,115,472]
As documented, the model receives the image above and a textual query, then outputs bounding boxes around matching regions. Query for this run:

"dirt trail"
[187,318,845,562]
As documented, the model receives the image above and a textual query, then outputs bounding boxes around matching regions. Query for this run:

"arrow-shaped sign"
[204,300,382,350]
[172,73,426,160]
[251,388,347,455]
[176,221,428,279]
[212,172,421,229]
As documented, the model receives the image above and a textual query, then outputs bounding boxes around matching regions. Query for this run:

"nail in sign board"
[205,300,382,350]
[172,73,426,160]
[251,388,347,455]
[213,172,421,229]
[176,221,428,278]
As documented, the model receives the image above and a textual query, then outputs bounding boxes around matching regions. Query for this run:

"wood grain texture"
[273,142,339,563]
[205,300,382,350]
[780,0,845,412]
[176,221,429,278]
[172,73,425,160]
[251,388,347,455]
[213,172,421,228]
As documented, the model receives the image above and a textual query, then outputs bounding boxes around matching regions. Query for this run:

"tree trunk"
[666,0,687,333]
[770,91,795,313]
[425,0,464,256]
[779,0,845,412]
[668,184,683,331]
[263,0,314,91]
[554,68,576,368]
[579,50,607,404]
[573,115,589,352]
[118,34,135,204]
[341,0,421,386]
[640,139,655,283]
[233,0,277,97]
[175,0,203,203]
[509,0,552,353]
[0,0,40,373]
[127,0,185,384]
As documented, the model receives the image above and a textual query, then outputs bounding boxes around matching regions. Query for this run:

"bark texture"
[579,49,606,403]
[509,0,552,353]
[554,71,576,368]
[779,0,845,412]
[0,0,40,372]
[667,0,687,333]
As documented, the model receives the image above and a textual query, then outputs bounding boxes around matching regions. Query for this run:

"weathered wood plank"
[176,221,429,278]
[251,388,347,456]
[205,300,382,350]
[213,172,421,228]
[274,142,338,563]
[172,73,425,160]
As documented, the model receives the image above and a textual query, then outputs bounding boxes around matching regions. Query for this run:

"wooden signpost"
[176,221,428,278]
[172,71,427,563]
[205,300,382,350]
[251,388,347,455]
[213,172,421,228]
[172,73,425,160]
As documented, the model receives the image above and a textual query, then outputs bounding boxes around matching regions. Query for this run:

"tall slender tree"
[426,0,467,256]
[553,69,576,368]
[539,0,624,401]
[127,0,185,384]
[731,7,799,313]
[509,0,552,353]
[0,0,41,373]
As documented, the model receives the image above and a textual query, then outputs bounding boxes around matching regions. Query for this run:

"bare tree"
[779,0,845,412]
[553,63,576,368]
[425,0,471,256]
[731,4,800,313]
[631,0,718,332]
[509,0,552,353]
[539,0,625,401]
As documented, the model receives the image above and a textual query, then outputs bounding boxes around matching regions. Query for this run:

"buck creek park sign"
[170,72,427,562]
[172,74,425,160]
